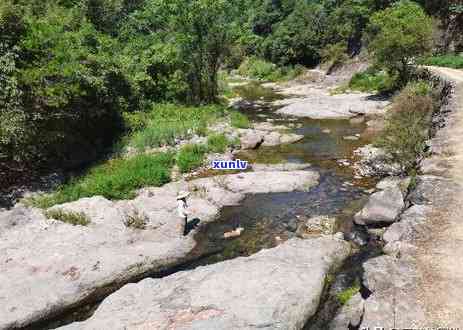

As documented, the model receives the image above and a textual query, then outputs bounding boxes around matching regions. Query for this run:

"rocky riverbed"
[1,69,398,329]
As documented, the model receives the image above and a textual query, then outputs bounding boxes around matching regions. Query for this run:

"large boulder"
[0,171,320,329]
[59,237,351,330]
[354,186,405,225]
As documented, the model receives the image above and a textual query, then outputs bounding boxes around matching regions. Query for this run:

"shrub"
[230,112,250,129]
[207,133,231,153]
[367,1,433,85]
[176,144,207,173]
[375,81,435,173]
[29,153,175,208]
[336,284,360,306]
[237,57,303,82]
[348,69,394,92]
[45,209,91,226]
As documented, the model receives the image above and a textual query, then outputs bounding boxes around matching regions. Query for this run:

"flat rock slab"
[60,237,351,330]
[0,171,319,329]
[276,93,389,119]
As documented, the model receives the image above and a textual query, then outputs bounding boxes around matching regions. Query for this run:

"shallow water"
[181,83,378,269]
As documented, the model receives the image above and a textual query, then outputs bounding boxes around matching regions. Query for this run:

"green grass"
[129,103,226,151]
[336,284,360,306]
[28,153,175,208]
[420,55,463,69]
[348,69,394,92]
[176,144,208,173]
[44,209,91,226]
[207,133,232,153]
[230,111,250,129]
[238,57,304,82]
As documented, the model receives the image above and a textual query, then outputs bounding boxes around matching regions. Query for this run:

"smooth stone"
[354,186,405,225]
[59,237,352,330]
[252,162,311,172]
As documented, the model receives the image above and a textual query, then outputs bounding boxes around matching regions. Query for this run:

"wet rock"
[59,237,352,330]
[345,229,369,246]
[366,227,387,239]
[286,218,298,232]
[329,293,364,330]
[239,131,264,150]
[322,128,331,134]
[0,171,320,329]
[353,145,402,177]
[296,215,337,238]
[252,162,311,172]
[354,186,405,225]
[280,133,304,144]
[361,255,426,329]
[349,116,365,125]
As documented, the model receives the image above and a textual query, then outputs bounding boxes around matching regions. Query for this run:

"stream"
[36,81,382,330]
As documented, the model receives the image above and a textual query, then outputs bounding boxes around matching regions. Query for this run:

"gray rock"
[361,256,426,329]
[261,131,281,146]
[59,237,352,330]
[419,156,449,176]
[0,171,320,329]
[383,205,430,244]
[354,186,405,225]
[279,133,304,144]
[329,293,364,330]
[240,131,264,150]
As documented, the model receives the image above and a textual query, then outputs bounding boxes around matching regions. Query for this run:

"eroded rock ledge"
[58,237,351,330]
[0,170,319,329]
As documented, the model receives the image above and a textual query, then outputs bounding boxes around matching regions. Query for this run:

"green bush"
[131,104,225,150]
[29,153,175,208]
[237,57,303,82]
[176,144,208,173]
[420,55,463,69]
[230,112,250,129]
[207,133,231,153]
[348,69,394,92]
[375,81,435,173]
[44,209,91,226]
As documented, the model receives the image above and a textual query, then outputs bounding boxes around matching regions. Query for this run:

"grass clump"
[207,133,232,153]
[123,210,148,230]
[348,68,394,92]
[420,55,463,69]
[230,112,250,129]
[29,153,175,208]
[336,283,360,306]
[45,209,91,226]
[176,144,208,173]
[375,81,435,173]
[238,57,303,82]
[130,104,226,151]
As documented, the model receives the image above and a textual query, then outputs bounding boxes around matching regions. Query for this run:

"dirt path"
[417,66,463,327]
